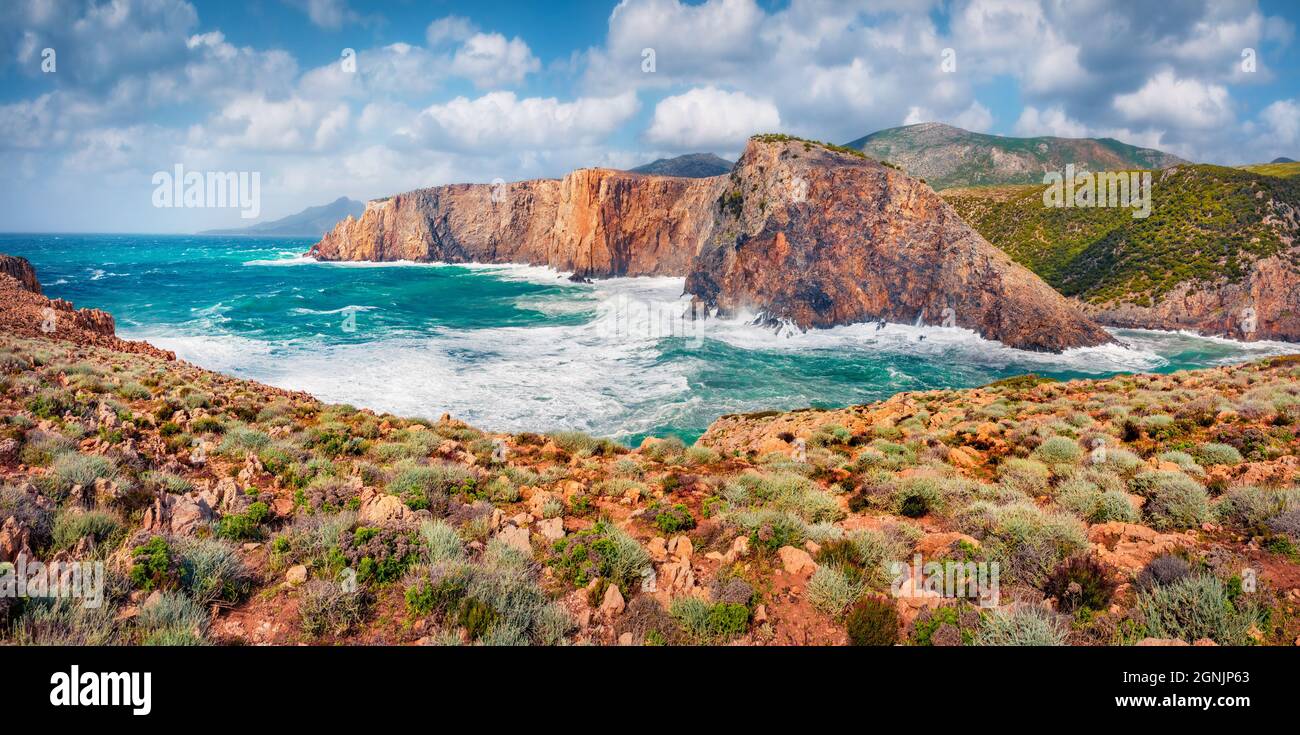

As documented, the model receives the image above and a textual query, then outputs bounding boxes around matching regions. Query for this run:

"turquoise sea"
[2,233,1293,444]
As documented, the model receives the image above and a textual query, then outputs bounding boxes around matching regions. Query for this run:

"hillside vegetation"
[943,164,1300,307]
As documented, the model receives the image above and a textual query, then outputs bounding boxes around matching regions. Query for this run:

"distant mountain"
[844,122,1187,190]
[942,164,1300,341]
[628,153,733,178]
[200,196,365,237]
[1272,157,1296,163]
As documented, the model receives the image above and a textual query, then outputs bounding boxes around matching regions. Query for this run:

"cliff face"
[311,138,1113,352]
[312,170,724,278]
[0,255,41,294]
[0,256,173,360]
[687,139,1114,352]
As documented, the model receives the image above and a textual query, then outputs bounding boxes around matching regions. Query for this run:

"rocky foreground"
[310,136,1110,353]
[1,257,1299,646]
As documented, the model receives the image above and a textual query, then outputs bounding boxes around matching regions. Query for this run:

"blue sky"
[1,0,1298,233]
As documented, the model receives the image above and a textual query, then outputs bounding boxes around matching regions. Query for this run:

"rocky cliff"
[311,137,1112,352]
[0,255,173,359]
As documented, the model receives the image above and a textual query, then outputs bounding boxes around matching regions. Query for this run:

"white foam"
[128,268,1297,438]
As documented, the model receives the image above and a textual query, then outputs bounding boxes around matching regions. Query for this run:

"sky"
[0,0,1298,233]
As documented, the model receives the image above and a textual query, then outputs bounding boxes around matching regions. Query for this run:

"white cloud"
[645,87,780,150]
[1013,105,1090,138]
[1113,70,1233,130]
[426,15,477,47]
[450,33,540,88]
[407,92,640,151]
[1260,99,1299,146]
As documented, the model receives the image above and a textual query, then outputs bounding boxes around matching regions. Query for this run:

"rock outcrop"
[687,138,1114,352]
[311,137,1113,352]
[0,255,174,360]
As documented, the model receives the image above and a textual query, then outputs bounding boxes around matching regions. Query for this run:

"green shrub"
[1130,471,1210,530]
[52,510,123,555]
[647,503,696,534]
[549,520,650,594]
[1195,442,1243,466]
[998,458,1050,495]
[1136,574,1256,645]
[975,605,1068,645]
[1033,436,1083,465]
[174,536,253,606]
[669,597,749,643]
[130,536,182,591]
[215,501,269,541]
[808,564,862,615]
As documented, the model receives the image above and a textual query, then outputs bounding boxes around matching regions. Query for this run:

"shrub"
[174,536,253,606]
[548,430,619,457]
[130,536,182,591]
[1130,471,1210,530]
[1195,442,1243,466]
[807,565,862,615]
[218,426,271,455]
[387,462,475,512]
[684,444,720,466]
[549,520,651,594]
[1057,481,1139,524]
[18,431,73,466]
[890,476,943,518]
[1215,486,1291,532]
[975,605,1068,646]
[845,597,900,646]
[1135,575,1255,645]
[52,510,123,555]
[136,591,209,645]
[215,501,269,541]
[1033,436,1083,465]
[300,579,367,636]
[964,502,1088,586]
[997,458,1050,495]
[1042,555,1117,613]
[50,452,117,493]
[339,524,422,584]
[647,503,696,535]
[419,520,465,564]
[669,597,749,643]
[1135,554,1192,592]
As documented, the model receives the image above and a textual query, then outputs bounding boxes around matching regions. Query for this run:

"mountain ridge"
[845,122,1187,190]
[200,196,365,237]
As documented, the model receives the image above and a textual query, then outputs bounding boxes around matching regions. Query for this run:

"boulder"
[777,546,817,575]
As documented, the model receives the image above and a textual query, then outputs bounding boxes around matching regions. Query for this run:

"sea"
[2,233,1292,445]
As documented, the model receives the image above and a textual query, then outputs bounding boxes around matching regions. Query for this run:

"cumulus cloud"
[645,87,780,150]
[450,33,541,88]
[1113,70,1233,130]
[405,91,641,151]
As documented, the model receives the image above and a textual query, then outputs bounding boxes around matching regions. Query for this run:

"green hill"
[845,122,1187,190]
[1238,161,1300,179]
[942,164,1300,308]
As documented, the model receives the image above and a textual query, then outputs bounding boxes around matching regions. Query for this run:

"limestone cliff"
[311,137,1112,352]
